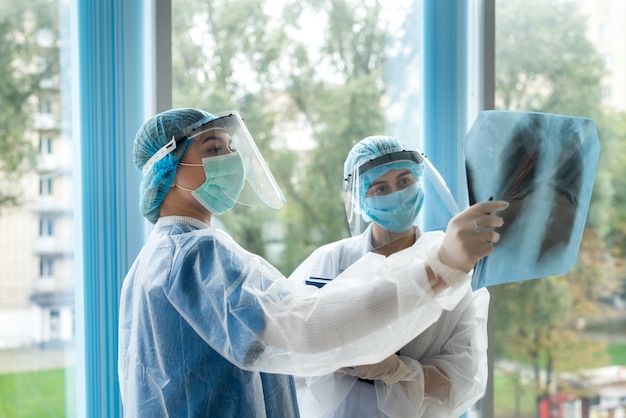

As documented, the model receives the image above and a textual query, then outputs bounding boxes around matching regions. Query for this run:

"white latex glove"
[437,200,509,274]
[340,354,409,386]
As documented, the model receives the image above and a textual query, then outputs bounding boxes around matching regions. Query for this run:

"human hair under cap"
[134,108,213,223]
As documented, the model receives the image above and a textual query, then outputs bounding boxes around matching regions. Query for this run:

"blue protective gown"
[118,216,298,418]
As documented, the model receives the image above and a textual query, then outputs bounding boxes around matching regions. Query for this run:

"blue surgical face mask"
[364,183,424,233]
[191,152,246,215]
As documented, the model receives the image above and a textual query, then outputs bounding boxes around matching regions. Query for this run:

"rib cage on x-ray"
[464,111,598,288]
[489,114,584,263]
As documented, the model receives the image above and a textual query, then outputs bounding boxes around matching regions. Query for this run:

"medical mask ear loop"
[174,184,196,192]
[174,161,204,192]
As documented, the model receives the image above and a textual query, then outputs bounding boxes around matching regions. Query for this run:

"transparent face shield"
[143,110,286,211]
[344,150,460,242]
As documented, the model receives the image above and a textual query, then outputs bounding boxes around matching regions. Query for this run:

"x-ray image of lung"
[464,111,600,289]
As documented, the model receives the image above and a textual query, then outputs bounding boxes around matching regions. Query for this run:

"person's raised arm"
[427,200,508,289]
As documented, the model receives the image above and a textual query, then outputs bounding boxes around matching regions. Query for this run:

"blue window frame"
[72,0,493,416]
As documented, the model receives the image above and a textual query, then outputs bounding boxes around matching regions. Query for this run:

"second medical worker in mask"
[118,109,507,417]
[293,136,503,418]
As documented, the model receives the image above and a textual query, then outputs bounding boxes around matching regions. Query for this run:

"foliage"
[0,1,58,209]
[172,0,624,391]
[596,112,626,266]
[607,343,626,365]
[496,0,604,118]
[171,0,395,272]
[171,0,296,259]
[493,278,609,405]
[565,228,623,319]
[277,0,389,272]
[493,371,536,418]
[494,0,626,404]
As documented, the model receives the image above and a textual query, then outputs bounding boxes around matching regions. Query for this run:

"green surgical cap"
[134,108,214,223]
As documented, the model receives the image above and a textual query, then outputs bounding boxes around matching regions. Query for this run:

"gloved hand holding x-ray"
[464,110,600,289]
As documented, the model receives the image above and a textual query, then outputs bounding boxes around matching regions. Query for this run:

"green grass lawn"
[0,342,624,417]
[0,368,67,418]
[607,342,626,365]
[493,373,537,418]
[2,368,541,418]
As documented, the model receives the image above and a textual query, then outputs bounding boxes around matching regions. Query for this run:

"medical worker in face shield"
[292,136,508,418]
[118,109,507,418]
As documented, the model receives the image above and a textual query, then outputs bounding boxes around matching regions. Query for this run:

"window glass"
[39,217,55,236]
[39,176,54,196]
[39,135,54,154]
[0,1,76,417]
[40,257,56,278]
[494,0,626,417]
[171,0,424,273]
[168,1,490,417]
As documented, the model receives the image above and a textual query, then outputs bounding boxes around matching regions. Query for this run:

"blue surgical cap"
[134,108,214,223]
[343,136,407,182]
[343,136,423,214]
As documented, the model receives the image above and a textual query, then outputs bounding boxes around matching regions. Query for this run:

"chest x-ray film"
[464,110,600,289]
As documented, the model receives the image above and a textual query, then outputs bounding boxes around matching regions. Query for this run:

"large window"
[1,1,625,417]
[0,1,76,416]
[170,0,425,273]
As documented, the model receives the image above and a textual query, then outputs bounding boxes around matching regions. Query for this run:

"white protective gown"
[291,226,490,418]
[118,216,477,416]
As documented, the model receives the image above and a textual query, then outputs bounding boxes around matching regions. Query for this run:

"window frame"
[73,0,496,416]
[72,0,148,416]
[422,1,495,416]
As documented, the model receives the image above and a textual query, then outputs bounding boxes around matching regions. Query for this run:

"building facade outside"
[0,66,75,350]
[579,0,626,112]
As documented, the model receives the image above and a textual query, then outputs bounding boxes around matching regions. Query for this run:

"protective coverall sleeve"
[374,287,490,418]
[162,227,472,378]
[295,286,489,418]
[248,231,473,376]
